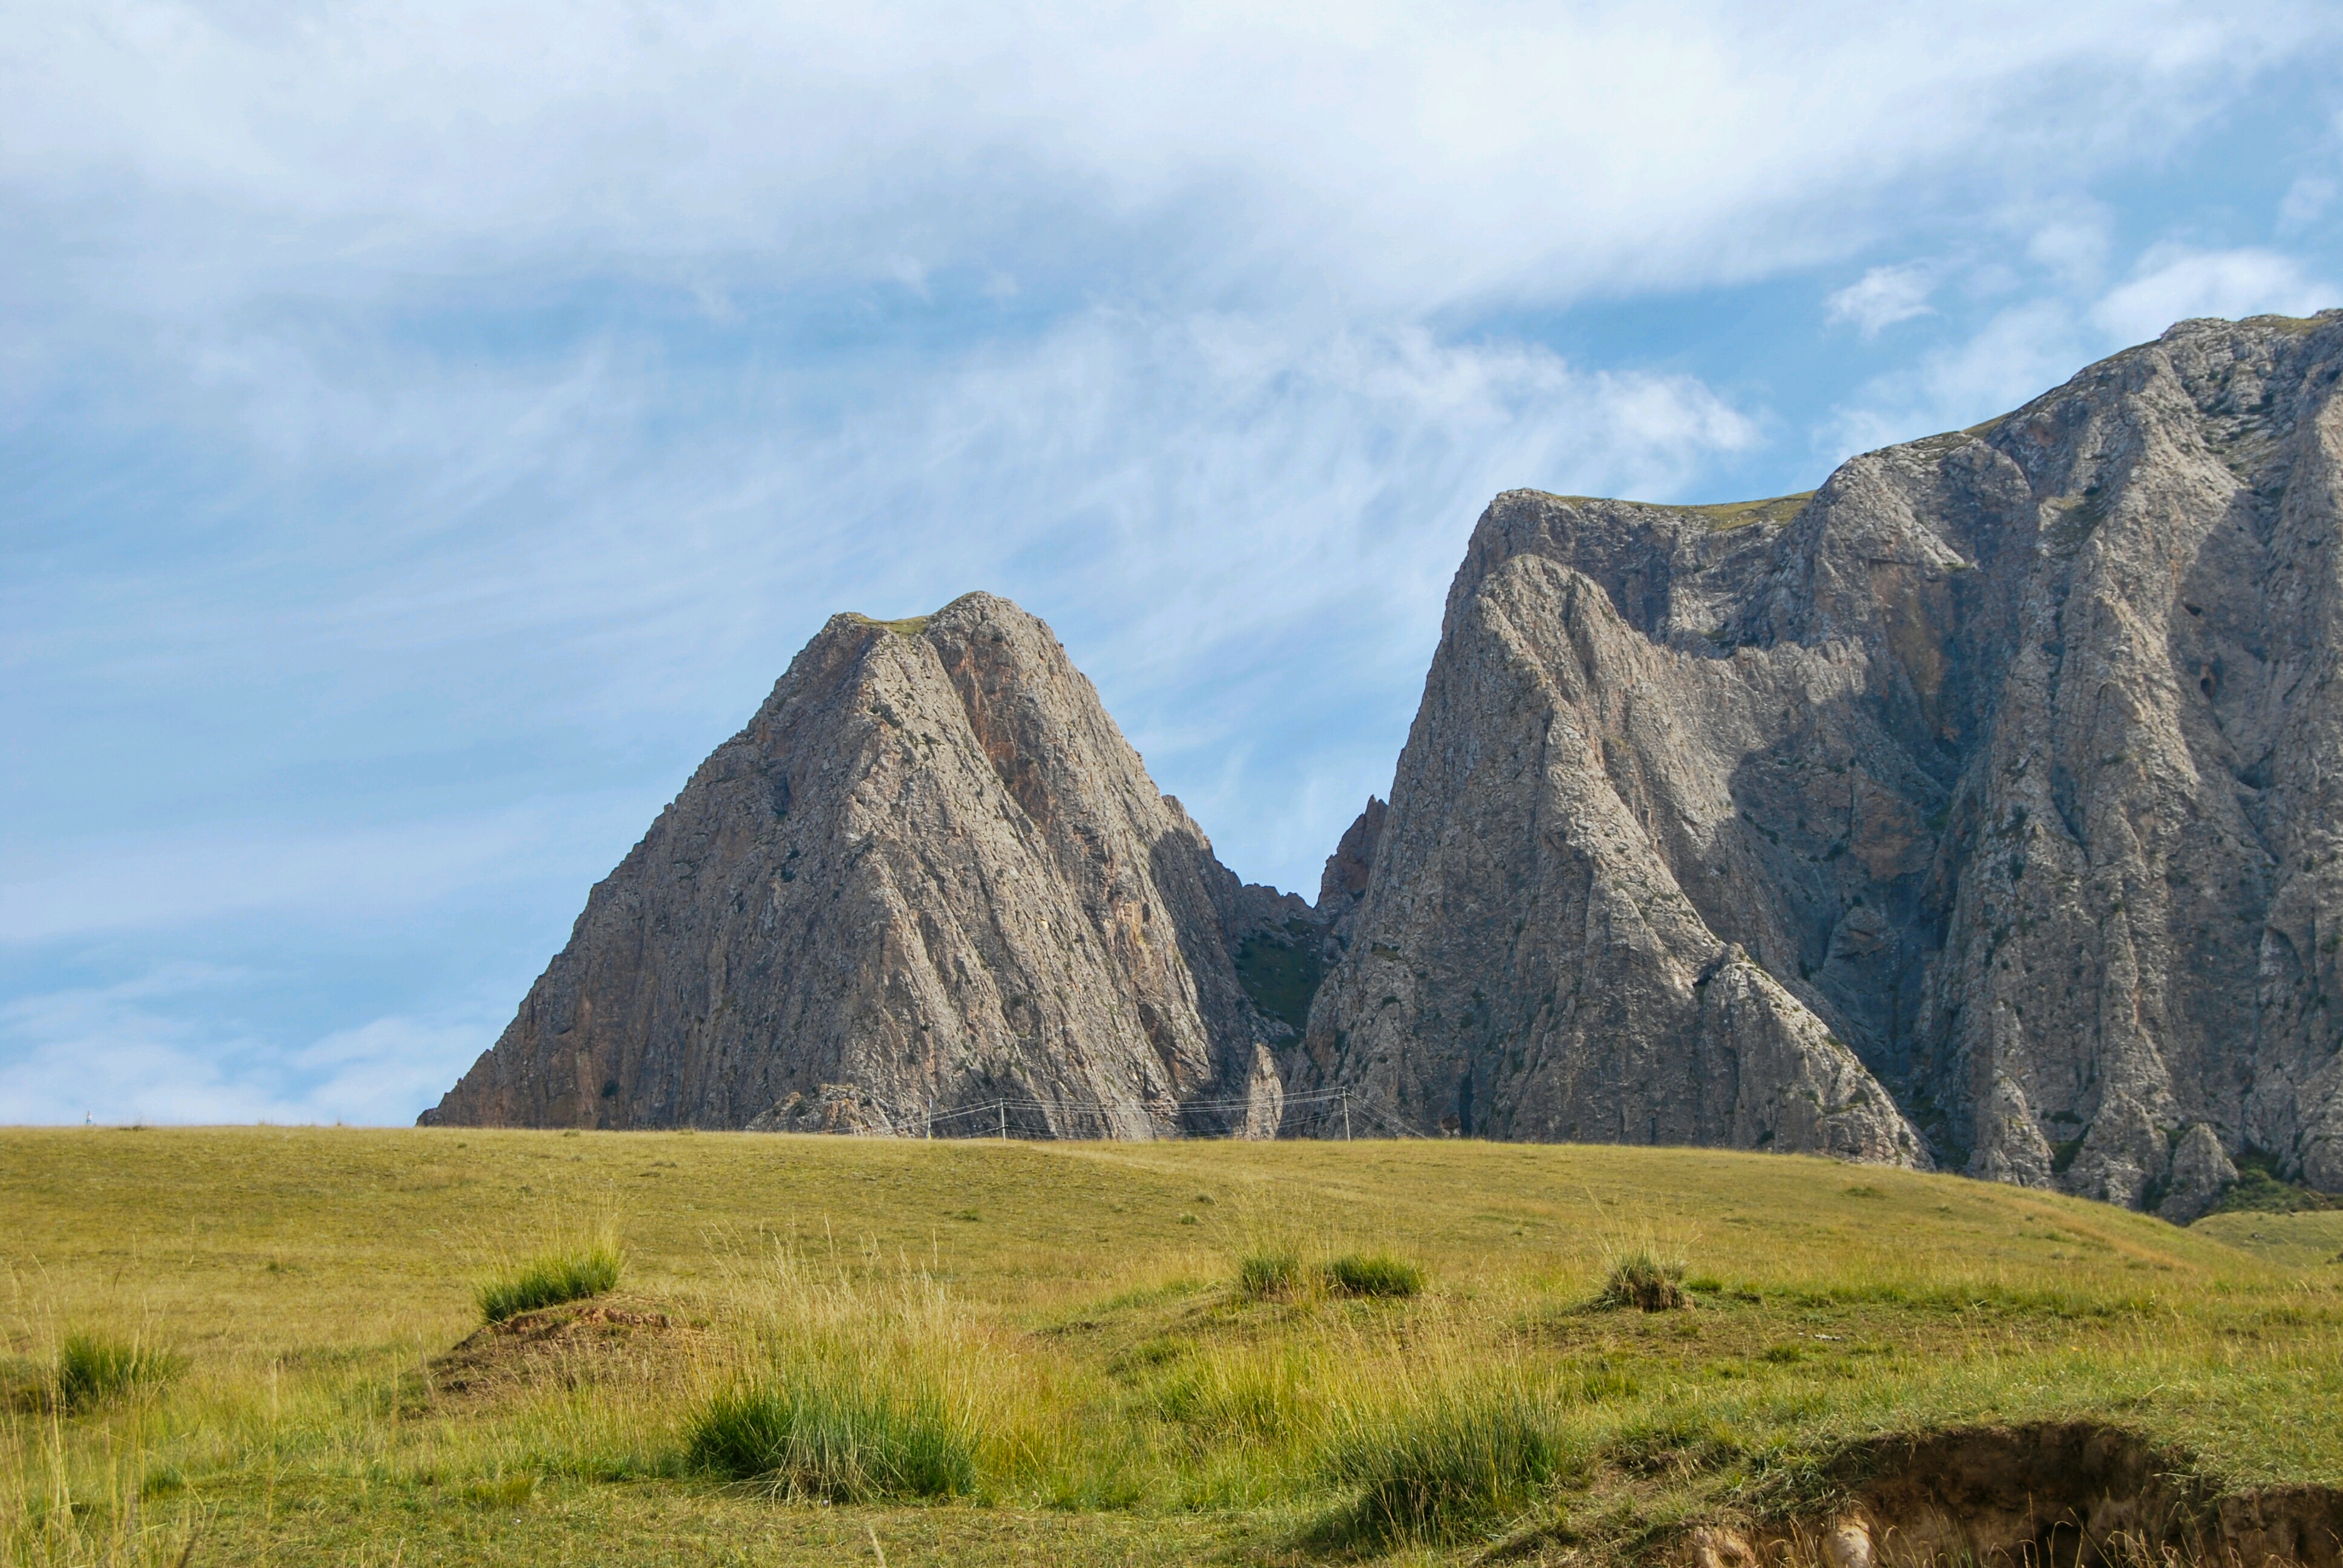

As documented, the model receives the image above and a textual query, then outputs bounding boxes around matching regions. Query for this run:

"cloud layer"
[5,2,2342,1123]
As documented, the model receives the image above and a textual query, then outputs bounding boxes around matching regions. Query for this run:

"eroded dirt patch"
[427,1296,700,1400]
[1685,1424,2343,1568]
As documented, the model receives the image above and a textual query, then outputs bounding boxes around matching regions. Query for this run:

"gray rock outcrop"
[1283,538,1927,1164]
[1294,311,2343,1202]
[421,593,1294,1135]
[426,310,2343,1207]
[2157,1123,2239,1224]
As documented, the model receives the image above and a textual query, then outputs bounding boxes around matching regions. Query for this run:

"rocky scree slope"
[1291,311,2343,1215]
[421,593,1301,1137]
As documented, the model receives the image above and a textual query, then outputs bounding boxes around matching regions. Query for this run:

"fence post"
[1342,1089,1351,1142]
[999,1101,1007,1142]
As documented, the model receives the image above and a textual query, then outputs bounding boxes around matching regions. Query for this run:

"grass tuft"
[1320,1385,1571,1544]
[1322,1252,1424,1299]
[1598,1248,1687,1312]
[685,1367,974,1501]
[476,1238,623,1324]
[53,1331,181,1411]
[1236,1249,1305,1301]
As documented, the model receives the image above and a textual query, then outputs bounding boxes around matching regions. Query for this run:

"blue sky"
[5,1,2342,1125]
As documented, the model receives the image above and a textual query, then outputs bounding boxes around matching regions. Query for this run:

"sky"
[5,2,2343,1126]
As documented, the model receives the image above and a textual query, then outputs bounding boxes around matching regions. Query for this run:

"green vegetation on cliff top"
[1538,491,1816,532]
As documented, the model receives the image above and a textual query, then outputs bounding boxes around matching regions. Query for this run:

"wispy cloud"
[2091,244,2336,343]
[0,809,592,944]
[1815,239,2339,462]
[1827,264,1937,337]
[5,2,2342,1122]
[3,2,2329,332]
[0,966,492,1124]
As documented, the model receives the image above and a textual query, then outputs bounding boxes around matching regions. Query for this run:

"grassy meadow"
[2,1128,2341,1566]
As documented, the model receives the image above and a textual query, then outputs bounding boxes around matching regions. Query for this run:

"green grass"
[1598,1248,1687,1312]
[52,1331,180,1412]
[686,1367,974,1500]
[1534,491,1814,532]
[845,612,933,638]
[2211,1153,2338,1216]
[1236,1247,1305,1301]
[1676,492,1814,532]
[1320,1383,1574,1545]
[2,1129,2341,1564]
[476,1238,623,1322]
[1322,1252,1423,1299]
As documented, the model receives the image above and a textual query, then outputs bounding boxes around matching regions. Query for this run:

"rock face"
[421,593,1295,1135]
[428,311,2343,1207]
[2156,1123,2239,1224]
[1296,312,2343,1203]
[1285,541,1928,1165]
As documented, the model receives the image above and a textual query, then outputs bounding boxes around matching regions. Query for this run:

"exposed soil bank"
[427,1296,692,1400]
[1687,1425,2342,1568]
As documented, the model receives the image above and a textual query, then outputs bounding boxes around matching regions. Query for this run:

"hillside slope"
[4,1130,2339,1566]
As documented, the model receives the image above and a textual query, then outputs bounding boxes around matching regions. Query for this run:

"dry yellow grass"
[3,1129,2338,1565]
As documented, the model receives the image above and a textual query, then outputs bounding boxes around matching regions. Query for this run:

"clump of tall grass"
[686,1364,974,1500]
[1598,1248,1687,1312]
[477,1236,623,1324]
[1149,1341,1324,1446]
[1322,1252,1424,1299]
[1319,1383,1573,1545]
[1237,1248,1305,1301]
[1236,1247,1424,1302]
[691,1228,1075,1503]
[53,1331,182,1413]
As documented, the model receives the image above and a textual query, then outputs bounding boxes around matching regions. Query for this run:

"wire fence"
[856,1083,1427,1142]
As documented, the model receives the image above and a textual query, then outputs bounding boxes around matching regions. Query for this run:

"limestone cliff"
[421,593,1291,1135]
[427,310,2343,1210]
[1296,312,2343,1209]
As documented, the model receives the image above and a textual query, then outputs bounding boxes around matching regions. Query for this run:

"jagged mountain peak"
[1298,309,2343,1208]
[423,589,1296,1137]
[427,311,2343,1212]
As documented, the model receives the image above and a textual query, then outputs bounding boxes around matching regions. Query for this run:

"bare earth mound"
[427,1296,697,1401]
[1686,1423,2343,1568]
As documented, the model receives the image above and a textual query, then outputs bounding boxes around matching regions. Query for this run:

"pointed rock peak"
[421,588,1293,1137]
[1318,797,1386,909]
[425,313,2343,1209]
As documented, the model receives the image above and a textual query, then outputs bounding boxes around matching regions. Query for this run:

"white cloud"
[1817,238,2339,461]
[2278,174,2335,234]
[1827,264,1937,336]
[1,2,2330,327]
[2090,245,2336,344]
[2025,212,2114,284]
[0,968,490,1124]
[1817,299,2087,460]
[0,805,631,944]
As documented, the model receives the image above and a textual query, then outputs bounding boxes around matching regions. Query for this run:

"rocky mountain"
[421,593,1299,1137]
[426,310,2343,1214]
[1293,310,2343,1215]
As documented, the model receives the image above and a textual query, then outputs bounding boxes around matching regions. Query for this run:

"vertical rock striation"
[421,593,1293,1135]
[1296,312,2343,1206]
[427,311,2343,1209]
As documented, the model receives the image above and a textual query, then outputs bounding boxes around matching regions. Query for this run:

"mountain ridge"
[424,310,2343,1215]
